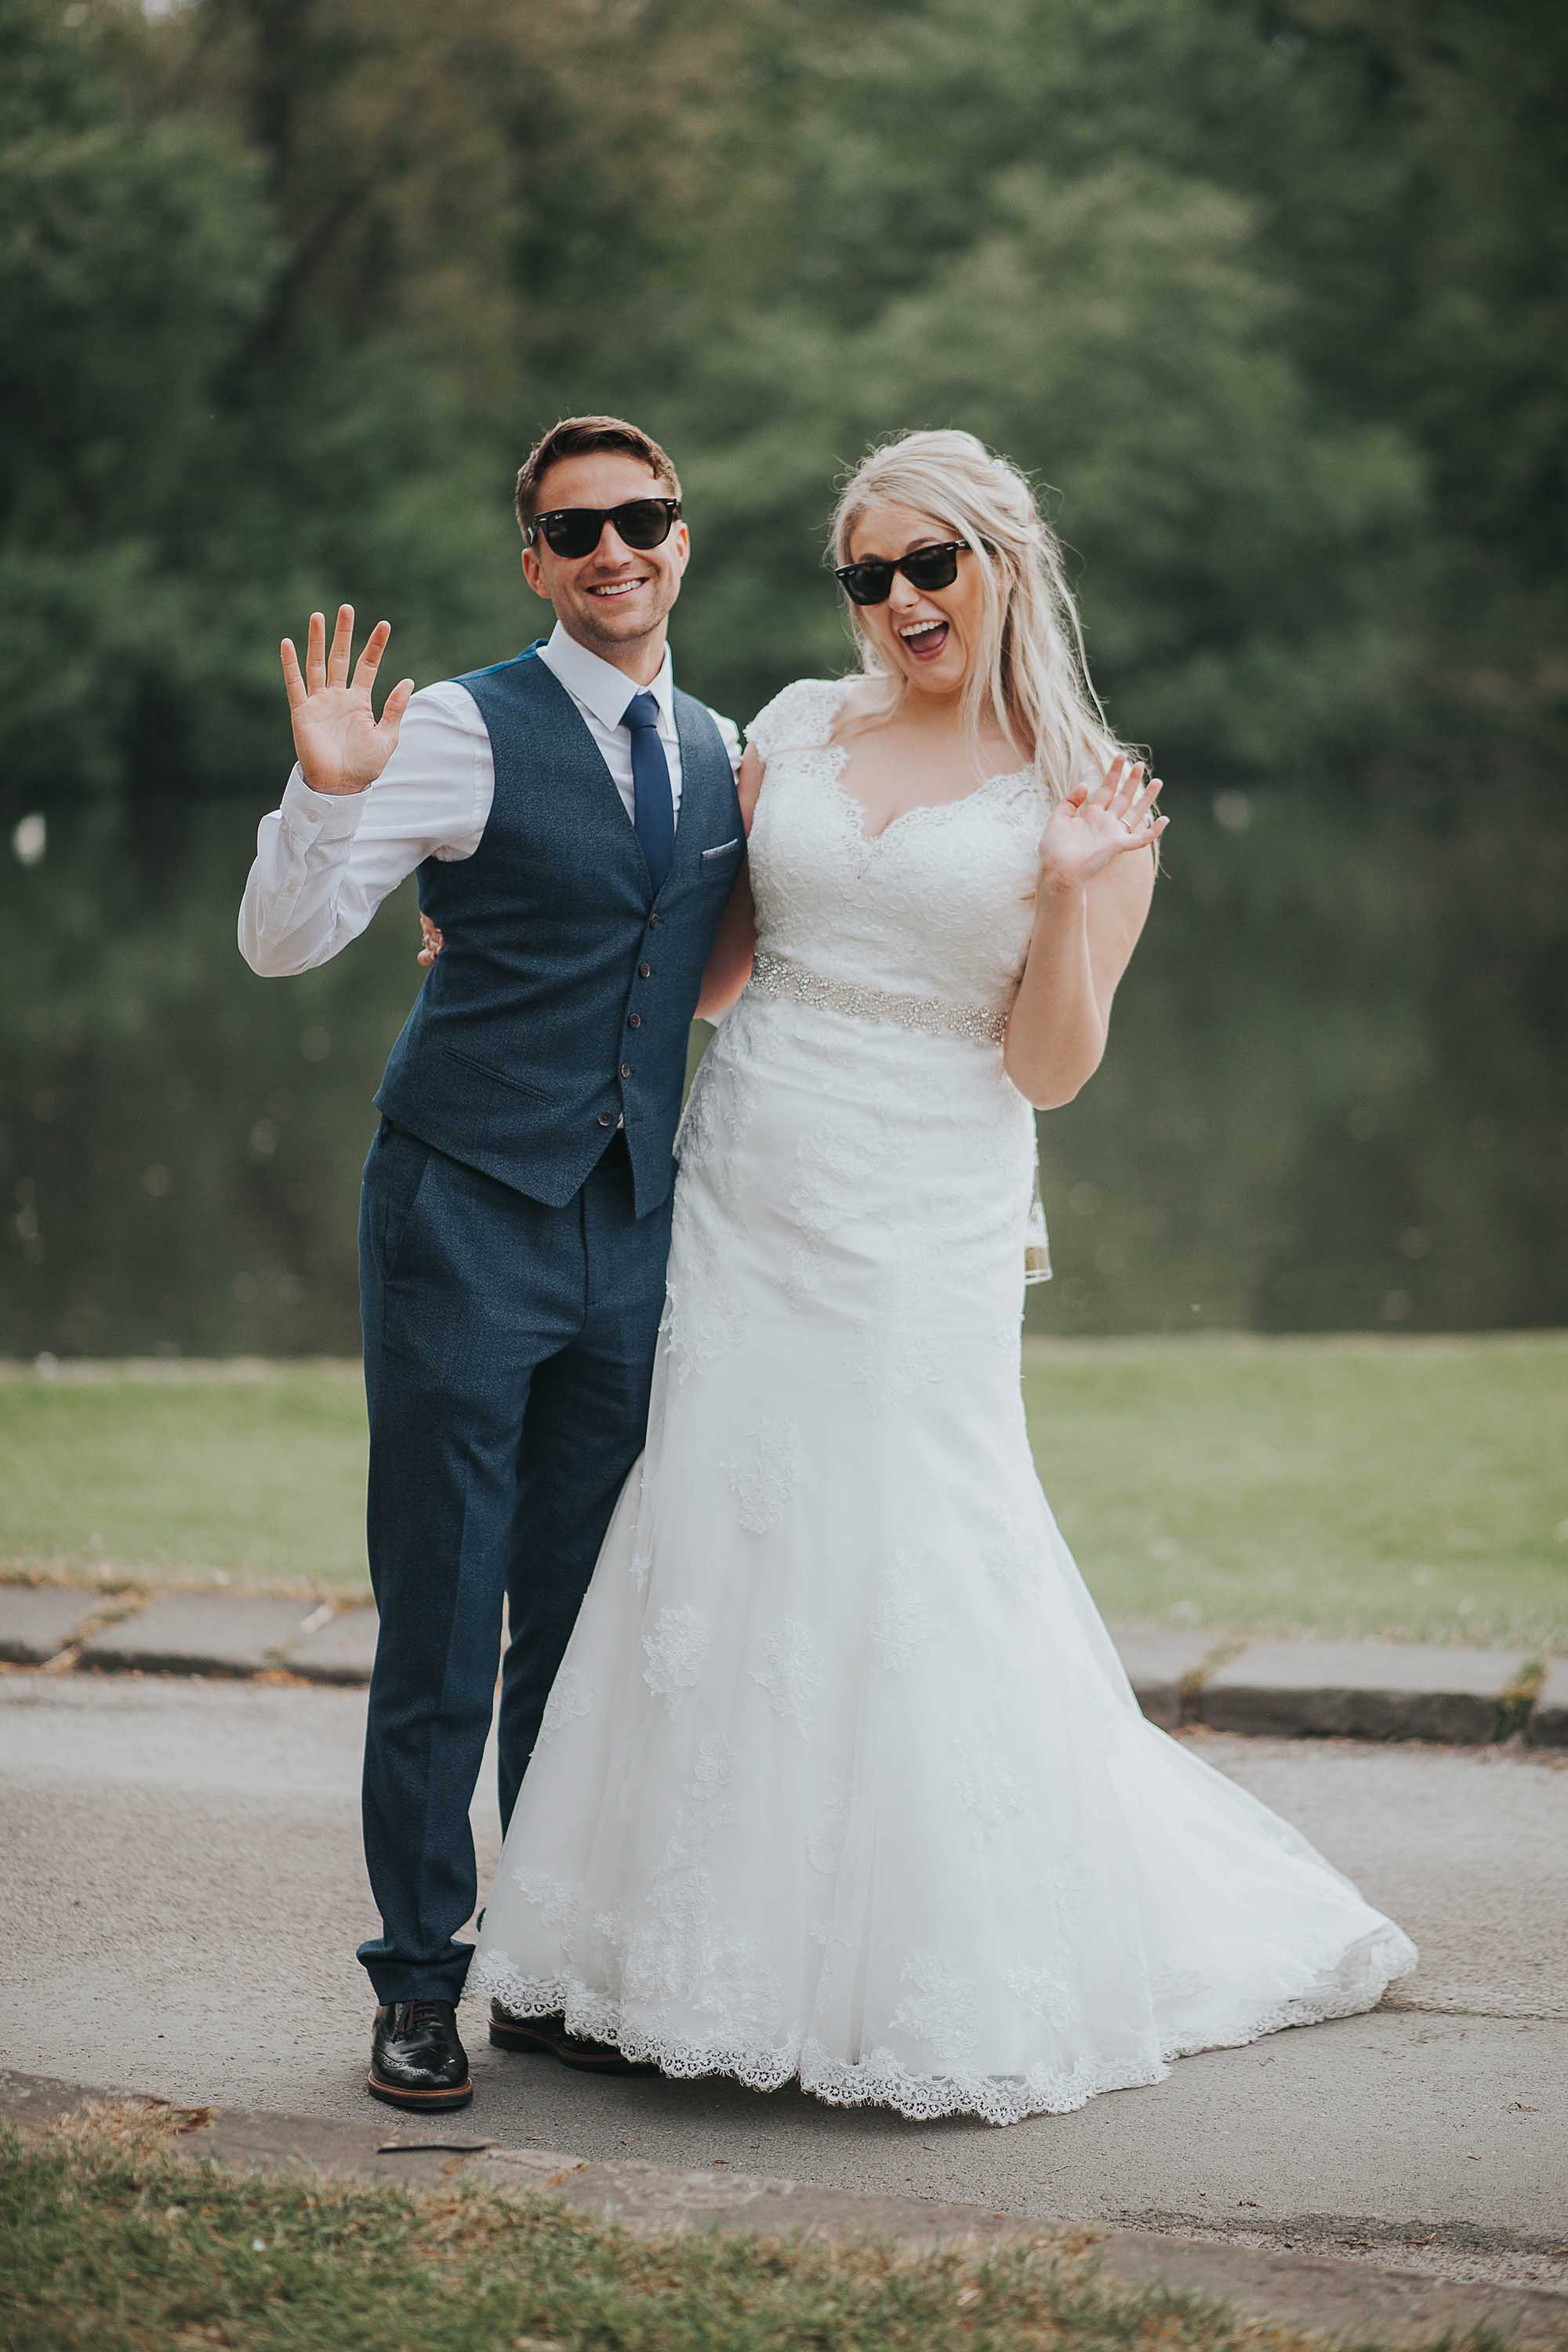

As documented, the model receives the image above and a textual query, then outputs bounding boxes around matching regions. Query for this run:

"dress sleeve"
[744,677,842,767]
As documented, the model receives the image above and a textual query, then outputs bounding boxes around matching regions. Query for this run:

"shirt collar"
[544,620,675,732]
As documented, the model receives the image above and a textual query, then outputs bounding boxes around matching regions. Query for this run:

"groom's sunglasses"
[526,498,682,561]
[834,540,969,606]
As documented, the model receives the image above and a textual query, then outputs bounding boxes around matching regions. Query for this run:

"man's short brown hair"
[514,416,681,533]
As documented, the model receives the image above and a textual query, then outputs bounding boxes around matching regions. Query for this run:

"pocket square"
[702,837,742,858]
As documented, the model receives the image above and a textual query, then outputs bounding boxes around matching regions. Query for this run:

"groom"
[239,416,743,2111]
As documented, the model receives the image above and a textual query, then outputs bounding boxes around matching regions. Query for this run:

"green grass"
[0,1361,368,1594]
[1025,1334,1568,1650]
[0,2119,1495,2352]
[1,1336,1564,1647]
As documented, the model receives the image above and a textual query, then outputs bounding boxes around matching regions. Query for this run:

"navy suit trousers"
[356,1117,670,2004]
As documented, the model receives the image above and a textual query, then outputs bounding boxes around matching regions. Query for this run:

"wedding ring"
[1118,816,1136,833]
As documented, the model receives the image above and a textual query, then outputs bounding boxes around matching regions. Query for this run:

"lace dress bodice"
[745,678,1047,1011]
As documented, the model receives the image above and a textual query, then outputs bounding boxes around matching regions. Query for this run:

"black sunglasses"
[527,497,682,560]
[834,539,969,606]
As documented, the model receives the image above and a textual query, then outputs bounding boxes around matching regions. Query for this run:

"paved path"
[5,1672,1565,2296]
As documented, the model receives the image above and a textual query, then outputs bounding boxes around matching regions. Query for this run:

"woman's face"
[844,498,984,702]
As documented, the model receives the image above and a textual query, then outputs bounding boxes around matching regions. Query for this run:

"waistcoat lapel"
[664,693,733,898]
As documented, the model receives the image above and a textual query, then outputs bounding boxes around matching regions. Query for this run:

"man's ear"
[521,543,550,601]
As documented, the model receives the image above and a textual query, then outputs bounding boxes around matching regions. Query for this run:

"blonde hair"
[831,428,1130,802]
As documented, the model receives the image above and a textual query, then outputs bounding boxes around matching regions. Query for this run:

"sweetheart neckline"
[818,742,1036,845]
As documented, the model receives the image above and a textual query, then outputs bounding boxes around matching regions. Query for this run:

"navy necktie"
[623,691,674,894]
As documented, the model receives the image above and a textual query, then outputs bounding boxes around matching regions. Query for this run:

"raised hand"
[280,604,415,797]
[1037,754,1168,893]
[416,912,445,966]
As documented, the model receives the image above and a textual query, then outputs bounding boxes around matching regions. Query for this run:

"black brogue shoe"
[368,1999,473,2111]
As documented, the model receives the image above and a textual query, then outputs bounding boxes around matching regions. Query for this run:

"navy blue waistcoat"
[374,645,742,1217]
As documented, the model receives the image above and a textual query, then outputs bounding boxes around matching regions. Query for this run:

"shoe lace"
[401,1999,448,2031]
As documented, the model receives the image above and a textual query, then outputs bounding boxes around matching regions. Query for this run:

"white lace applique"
[786,1239,832,1310]
[806,1777,851,1875]
[955,1726,1025,1832]
[751,1618,824,1733]
[532,1665,594,1753]
[663,1245,749,1384]
[890,1951,982,2068]
[844,1322,945,1399]
[788,1121,880,1236]
[872,1553,938,1671]
[725,1417,805,1535]
[509,1869,579,1935]
[981,1521,1040,1600]
[641,1605,712,1711]
[688,1731,738,1819]
[1004,1958,1075,2031]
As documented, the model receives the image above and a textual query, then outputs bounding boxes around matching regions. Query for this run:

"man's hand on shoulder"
[281,604,416,797]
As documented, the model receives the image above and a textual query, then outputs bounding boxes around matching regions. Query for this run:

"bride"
[460,427,1416,2123]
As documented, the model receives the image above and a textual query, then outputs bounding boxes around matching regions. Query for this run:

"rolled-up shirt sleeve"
[238,681,492,975]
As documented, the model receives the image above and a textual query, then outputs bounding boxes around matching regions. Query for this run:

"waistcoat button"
[619,1062,633,1080]
[596,1111,614,1128]
[627,1012,642,1029]
[648,912,662,927]
[638,962,652,978]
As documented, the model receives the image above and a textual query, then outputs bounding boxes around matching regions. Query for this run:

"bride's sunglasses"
[834,540,969,607]
[527,497,683,560]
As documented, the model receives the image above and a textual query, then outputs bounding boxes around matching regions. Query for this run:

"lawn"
[1,1336,1564,1647]
[0,2114,1469,2352]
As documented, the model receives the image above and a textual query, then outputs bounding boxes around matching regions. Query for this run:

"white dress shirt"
[238,621,741,977]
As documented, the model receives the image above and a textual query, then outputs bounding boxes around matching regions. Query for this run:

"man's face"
[521,452,690,659]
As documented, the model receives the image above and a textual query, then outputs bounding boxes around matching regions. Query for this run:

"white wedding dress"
[471,677,1416,2123]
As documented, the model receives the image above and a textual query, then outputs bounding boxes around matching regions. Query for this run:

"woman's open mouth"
[898,619,949,662]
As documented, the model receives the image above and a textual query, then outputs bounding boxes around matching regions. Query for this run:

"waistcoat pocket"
[441,1042,552,1102]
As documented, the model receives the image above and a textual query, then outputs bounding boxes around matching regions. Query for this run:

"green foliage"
[1,0,1562,811]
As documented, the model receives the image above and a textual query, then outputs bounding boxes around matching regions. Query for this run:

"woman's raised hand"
[280,604,415,797]
[1036,755,1168,893]
[417,913,444,966]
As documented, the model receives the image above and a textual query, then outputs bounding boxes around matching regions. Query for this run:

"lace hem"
[468,1923,1416,2129]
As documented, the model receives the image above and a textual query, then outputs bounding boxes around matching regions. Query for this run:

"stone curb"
[76,1592,321,1679]
[3,2071,1563,2349]
[0,1584,99,1664]
[1200,1638,1535,1745]
[2,1584,1560,1746]
[1528,1657,1568,1748]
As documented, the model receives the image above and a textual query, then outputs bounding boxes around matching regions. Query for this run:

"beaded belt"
[746,949,1009,1046]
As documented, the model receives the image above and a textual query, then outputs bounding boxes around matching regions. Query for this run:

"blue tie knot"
[623,691,660,731]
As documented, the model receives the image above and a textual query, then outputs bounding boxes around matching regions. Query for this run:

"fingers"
[1091,753,1147,817]
[327,603,355,688]
[1087,754,1124,808]
[352,619,391,694]
[1120,808,1170,855]
[304,610,326,694]
[1109,758,1146,819]
[416,914,444,966]
[280,637,307,711]
[379,677,415,735]
[1125,770,1164,828]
